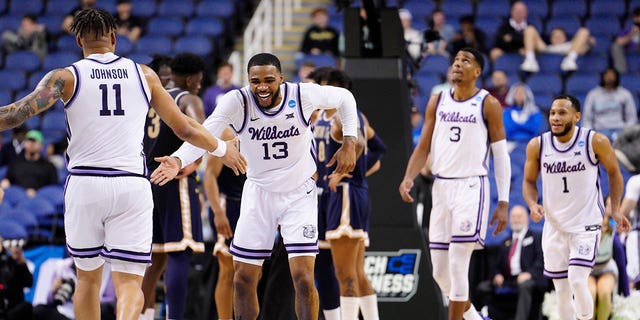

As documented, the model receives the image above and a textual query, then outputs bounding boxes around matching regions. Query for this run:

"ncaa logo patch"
[578,140,585,147]
[364,249,421,302]
[302,224,316,239]
[288,99,296,108]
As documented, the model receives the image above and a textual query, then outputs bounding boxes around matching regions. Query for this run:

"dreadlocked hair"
[70,8,117,39]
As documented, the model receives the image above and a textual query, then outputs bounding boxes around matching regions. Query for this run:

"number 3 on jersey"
[449,126,461,142]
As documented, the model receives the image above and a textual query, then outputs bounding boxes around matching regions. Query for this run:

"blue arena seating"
[476,0,510,19]
[565,73,600,96]
[42,51,79,70]
[537,54,564,74]
[5,51,41,73]
[196,0,235,19]
[523,0,548,19]
[401,1,435,22]
[0,70,26,91]
[56,35,79,52]
[9,0,43,16]
[185,17,224,37]
[3,185,28,207]
[36,185,64,213]
[415,74,441,96]
[550,0,587,18]
[418,55,449,78]
[590,0,626,19]
[134,35,173,55]
[0,15,22,32]
[585,16,621,37]
[295,54,337,70]
[526,74,562,96]
[0,221,27,240]
[115,36,134,56]
[45,0,76,16]
[127,53,153,65]
[440,0,473,20]
[174,36,213,56]
[157,0,194,18]
[15,197,56,219]
[0,90,11,105]
[38,15,63,36]
[131,0,157,18]
[493,53,523,75]
[147,16,184,37]
[2,208,39,231]
[545,16,581,36]
[575,53,608,75]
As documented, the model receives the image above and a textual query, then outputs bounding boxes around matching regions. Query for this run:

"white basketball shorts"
[230,178,319,266]
[64,175,153,276]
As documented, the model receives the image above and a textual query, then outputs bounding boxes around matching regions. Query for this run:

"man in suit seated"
[478,205,546,320]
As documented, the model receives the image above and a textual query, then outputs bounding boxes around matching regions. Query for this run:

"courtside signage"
[364,249,421,302]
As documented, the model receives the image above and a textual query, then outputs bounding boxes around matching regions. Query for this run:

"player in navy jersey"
[522,94,630,320]
[400,48,510,320]
[0,8,246,320]
[151,53,359,320]
[203,127,247,320]
[140,52,209,320]
[310,68,386,320]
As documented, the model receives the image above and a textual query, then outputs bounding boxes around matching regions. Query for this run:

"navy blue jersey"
[327,110,367,188]
[218,165,246,199]
[313,111,333,189]
[146,88,190,171]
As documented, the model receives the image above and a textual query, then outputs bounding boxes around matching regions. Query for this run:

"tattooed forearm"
[0,70,66,130]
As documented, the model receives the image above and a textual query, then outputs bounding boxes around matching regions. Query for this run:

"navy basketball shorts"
[325,182,370,242]
[210,195,241,256]
[151,175,204,253]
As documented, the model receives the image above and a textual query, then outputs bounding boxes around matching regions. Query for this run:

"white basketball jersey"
[540,127,604,233]
[236,82,316,192]
[430,88,490,178]
[65,53,151,177]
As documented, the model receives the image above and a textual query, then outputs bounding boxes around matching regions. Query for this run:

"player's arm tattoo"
[0,70,66,130]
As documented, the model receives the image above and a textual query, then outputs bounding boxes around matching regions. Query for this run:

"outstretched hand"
[219,137,247,176]
[150,156,181,186]
[491,201,509,236]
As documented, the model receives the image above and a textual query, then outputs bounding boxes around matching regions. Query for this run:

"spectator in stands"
[114,0,143,43]
[1,130,57,197]
[485,70,509,107]
[588,205,621,320]
[430,67,453,95]
[203,62,239,117]
[0,125,27,167]
[33,257,117,320]
[62,0,97,34]
[611,7,640,74]
[503,83,543,144]
[450,15,487,56]
[491,1,528,61]
[425,10,453,58]
[399,8,423,63]
[582,68,638,140]
[295,61,316,83]
[0,240,33,320]
[1,15,47,59]
[300,7,339,57]
[479,205,545,320]
[520,26,594,72]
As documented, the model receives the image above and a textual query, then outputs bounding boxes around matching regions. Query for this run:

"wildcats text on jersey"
[437,111,477,123]
[364,249,421,302]
[248,125,300,140]
[543,161,587,174]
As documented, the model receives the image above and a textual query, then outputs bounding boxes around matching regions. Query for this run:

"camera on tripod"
[53,278,75,306]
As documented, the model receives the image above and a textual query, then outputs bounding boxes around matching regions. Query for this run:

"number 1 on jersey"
[99,84,124,116]
[562,176,569,193]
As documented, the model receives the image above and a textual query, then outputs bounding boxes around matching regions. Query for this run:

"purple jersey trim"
[69,166,147,178]
[585,130,599,166]
[64,64,80,109]
[234,89,249,134]
[544,269,568,279]
[550,127,582,153]
[132,60,152,109]
[296,83,309,127]
[86,56,122,65]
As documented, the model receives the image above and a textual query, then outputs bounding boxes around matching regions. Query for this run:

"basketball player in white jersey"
[151,53,358,320]
[522,94,630,320]
[399,47,511,320]
[0,9,246,320]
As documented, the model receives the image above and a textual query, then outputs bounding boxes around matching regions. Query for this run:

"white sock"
[340,296,360,320]
[526,50,535,60]
[323,307,341,320]
[567,50,578,60]
[463,303,482,320]
[139,308,154,320]
[359,294,379,320]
